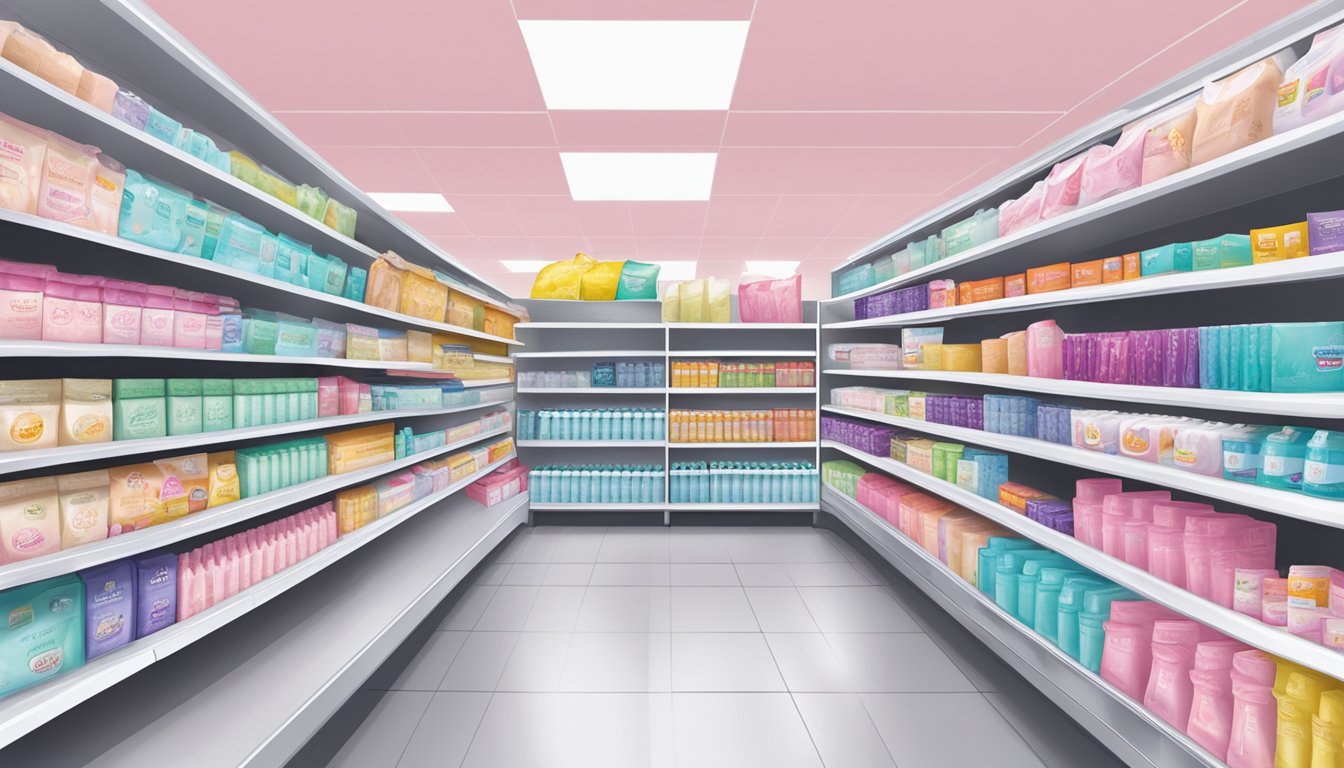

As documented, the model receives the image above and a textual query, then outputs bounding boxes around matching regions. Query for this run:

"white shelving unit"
[517,299,821,521]
[0,0,526,762]
[815,8,1344,768]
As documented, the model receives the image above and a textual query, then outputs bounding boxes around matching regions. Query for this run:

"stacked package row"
[0,434,515,699]
[515,408,666,442]
[669,361,815,388]
[823,464,1344,767]
[518,361,665,389]
[528,465,665,504]
[836,30,1344,297]
[669,462,819,504]
[669,409,815,443]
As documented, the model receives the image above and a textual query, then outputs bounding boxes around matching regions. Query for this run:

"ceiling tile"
[584,236,641,257]
[732,0,1249,111]
[576,202,636,237]
[275,112,406,147]
[308,146,440,192]
[636,237,702,260]
[698,237,760,260]
[389,211,474,238]
[394,113,557,147]
[764,196,861,237]
[446,197,527,237]
[755,237,827,259]
[829,195,941,238]
[504,196,586,237]
[629,202,710,237]
[482,237,541,258]
[722,112,1053,148]
[530,236,593,259]
[420,148,572,195]
[703,196,781,236]
[550,111,725,150]
[712,148,801,194]
[514,0,755,20]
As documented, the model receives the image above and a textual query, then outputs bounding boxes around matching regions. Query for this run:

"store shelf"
[668,323,817,330]
[0,468,525,757]
[0,426,513,592]
[822,369,1344,419]
[516,440,667,448]
[529,502,668,511]
[666,502,820,511]
[0,210,524,347]
[514,350,664,359]
[820,487,1219,768]
[517,387,667,394]
[0,341,435,371]
[668,442,816,449]
[824,108,1344,303]
[826,252,1344,328]
[819,406,1344,528]
[821,447,1344,683]
[668,350,815,358]
[460,379,516,389]
[471,353,515,365]
[0,402,506,475]
[517,322,668,330]
[669,387,817,395]
[0,12,519,311]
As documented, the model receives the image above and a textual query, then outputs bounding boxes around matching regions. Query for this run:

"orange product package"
[1070,260,1105,288]
[1004,273,1026,298]
[1122,252,1142,280]
[1025,262,1071,294]
[1102,256,1124,283]
[959,277,1004,304]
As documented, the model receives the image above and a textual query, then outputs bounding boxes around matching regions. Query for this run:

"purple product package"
[1026,498,1074,535]
[132,553,178,639]
[1308,210,1344,255]
[111,90,150,131]
[78,560,135,660]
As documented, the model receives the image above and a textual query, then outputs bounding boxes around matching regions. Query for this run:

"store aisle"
[324,526,1125,768]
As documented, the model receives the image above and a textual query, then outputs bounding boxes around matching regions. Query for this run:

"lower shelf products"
[669,409,816,443]
[528,465,665,504]
[516,408,666,441]
[669,461,818,504]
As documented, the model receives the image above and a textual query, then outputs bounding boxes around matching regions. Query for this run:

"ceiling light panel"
[519,20,749,110]
[561,153,717,201]
[745,260,800,277]
[368,193,455,212]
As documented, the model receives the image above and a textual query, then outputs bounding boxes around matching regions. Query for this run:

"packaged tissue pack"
[0,113,48,215]
[0,574,85,696]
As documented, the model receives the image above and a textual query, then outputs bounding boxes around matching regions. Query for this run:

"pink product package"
[998,180,1045,236]
[0,273,45,340]
[1225,651,1277,768]
[1026,319,1064,379]
[1143,619,1205,728]
[1072,498,1104,548]
[36,135,98,230]
[737,274,802,323]
[0,113,48,215]
[101,285,143,345]
[1100,619,1156,701]
[1040,152,1088,219]
[1078,121,1148,205]
[316,377,340,417]
[467,462,529,507]
[173,298,208,349]
[1123,521,1153,570]
[42,279,102,343]
[1076,477,1122,502]
[140,286,175,346]
[1233,568,1281,620]
[1141,98,1199,185]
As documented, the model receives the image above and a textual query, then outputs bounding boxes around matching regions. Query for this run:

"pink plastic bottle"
[0,273,45,340]
[42,279,103,343]
[1144,620,1203,728]
[1227,651,1278,768]
[1026,319,1065,379]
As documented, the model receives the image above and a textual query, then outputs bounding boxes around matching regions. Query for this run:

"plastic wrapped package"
[530,253,595,300]
[999,181,1045,236]
[1191,51,1296,166]
[579,261,624,301]
[322,198,357,238]
[1274,25,1344,134]
[738,274,802,323]
[615,261,660,300]
[1079,117,1151,205]
[662,282,681,322]
[1141,97,1199,185]
[2,24,83,95]
[1040,152,1088,219]
[37,136,99,230]
[0,113,48,215]
[364,253,405,311]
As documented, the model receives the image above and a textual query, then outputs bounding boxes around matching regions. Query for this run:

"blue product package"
[343,267,368,302]
[1271,322,1344,393]
[213,214,266,272]
[0,575,85,696]
[323,256,348,296]
[119,170,194,252]
[275,235,311,285]
[143,107,183,145]
[257,233,280,279]
[132,553,177,638]
[179,198,208,258]
[78,560,134,660]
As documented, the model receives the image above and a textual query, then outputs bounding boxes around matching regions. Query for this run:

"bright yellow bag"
[530,253,596,300]
[579,260,626,301]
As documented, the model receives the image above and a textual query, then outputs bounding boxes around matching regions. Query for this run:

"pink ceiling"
[148,0,1313,299]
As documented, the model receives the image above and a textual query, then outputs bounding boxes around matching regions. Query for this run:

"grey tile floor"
[325,526,1126,768]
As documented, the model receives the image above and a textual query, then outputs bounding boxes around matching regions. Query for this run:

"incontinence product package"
[0,574,85,696]
[78,559,133,660]
[1191,51,1296,165]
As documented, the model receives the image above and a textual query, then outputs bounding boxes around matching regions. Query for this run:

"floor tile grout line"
[743,585,832,767]
[976,691,1061,768]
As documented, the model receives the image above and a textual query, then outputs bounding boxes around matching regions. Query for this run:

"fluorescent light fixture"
[519,20,749,110]
[648,261,697,281]
[500,260,551,273]
[368,192,454,212]
[561,153,717,201]
[745,261,800,278]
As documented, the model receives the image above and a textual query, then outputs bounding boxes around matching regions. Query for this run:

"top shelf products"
[670,361,815,389]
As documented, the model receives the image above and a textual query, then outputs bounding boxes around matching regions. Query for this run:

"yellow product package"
[407,330,434,363]
[482,307,517,339]
[108,460,193,534]
[1251,222,1309,264]
[207,451,240,508]
[662,283,681,322]
[707,277,730,323]
[447,288,484,329]
[364,254,406,312]
[154,453,209,514]
[326,423,396,474]
[447,452,476,483]
[531,253,596,299]
[679,279,707,322]
[579,261,625,301]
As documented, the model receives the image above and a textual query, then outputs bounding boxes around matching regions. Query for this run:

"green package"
[202,379,233,432]
[113,379,167,441]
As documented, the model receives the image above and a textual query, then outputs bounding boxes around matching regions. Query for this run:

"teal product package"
[614,261,661,300]
[0,575,85,696]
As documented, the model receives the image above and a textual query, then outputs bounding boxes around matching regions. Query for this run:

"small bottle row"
[668,409,816,443]
[528,465,666,504]
[517,361,665,389]
[515,409,666,442]
[669,361,815,389]
[669,461,818,504]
